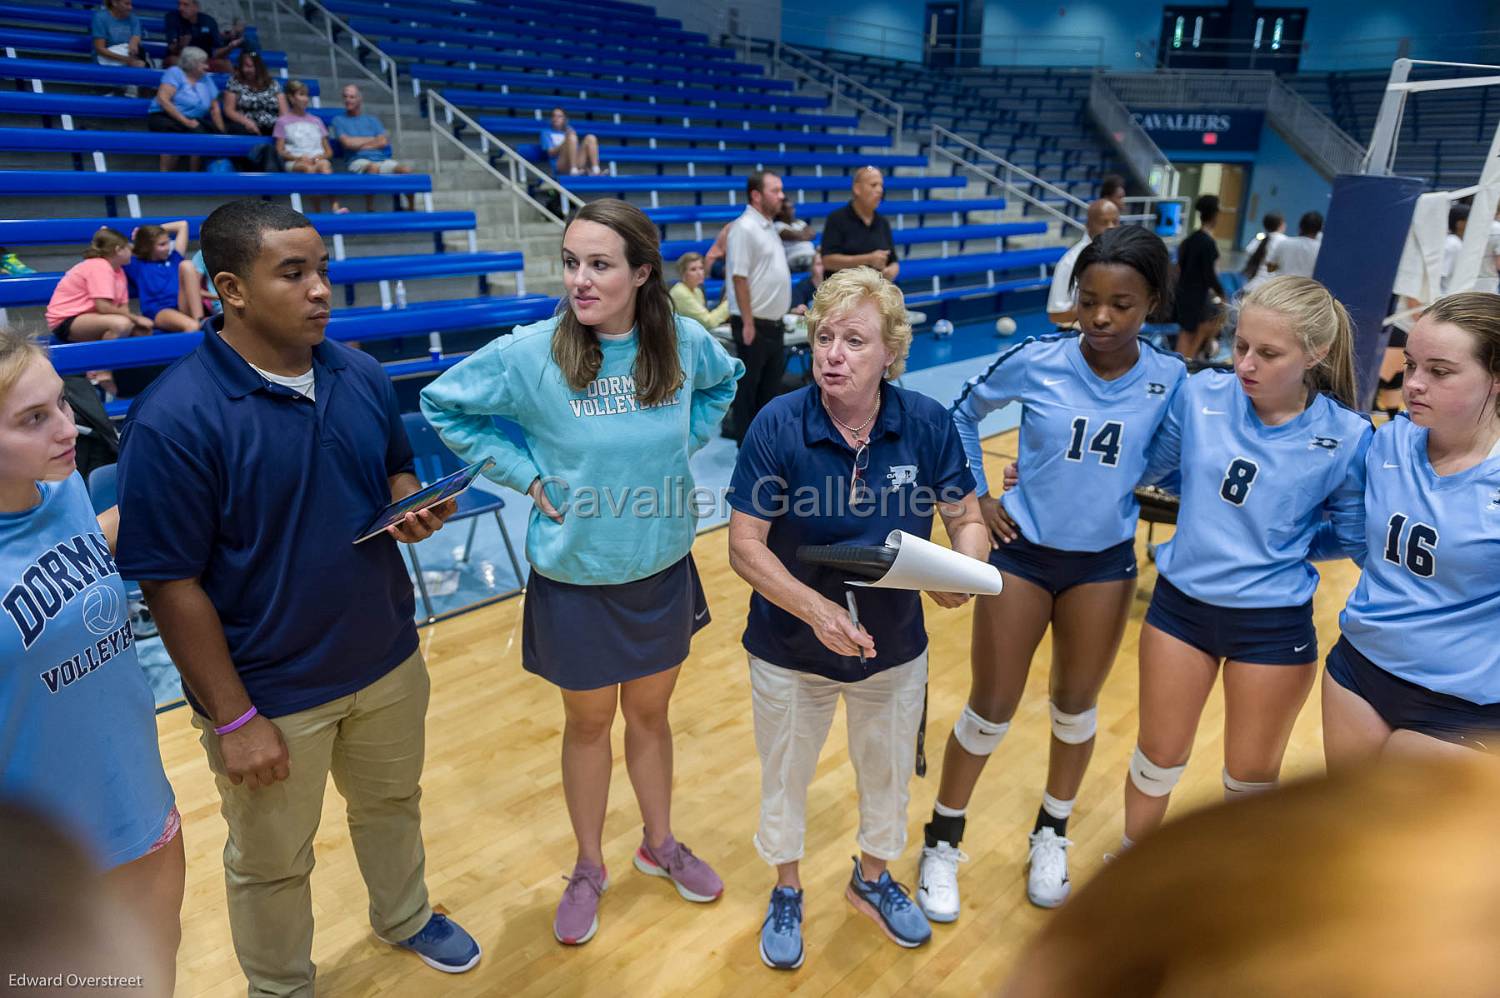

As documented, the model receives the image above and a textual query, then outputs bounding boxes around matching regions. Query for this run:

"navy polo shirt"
[728,380,976,682]
[115,317,419,718]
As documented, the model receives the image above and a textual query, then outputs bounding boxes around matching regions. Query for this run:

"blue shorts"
[1326,636,1500,748]
[1145,576,1317,665]
[988,532,1137,597]
[522,554,709,691]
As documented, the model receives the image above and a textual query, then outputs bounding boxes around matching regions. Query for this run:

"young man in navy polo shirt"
[115,200,480,994]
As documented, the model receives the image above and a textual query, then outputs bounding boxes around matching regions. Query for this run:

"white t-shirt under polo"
[727,206,792,320]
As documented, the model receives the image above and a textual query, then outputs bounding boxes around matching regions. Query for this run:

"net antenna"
[1367,59,1500,325]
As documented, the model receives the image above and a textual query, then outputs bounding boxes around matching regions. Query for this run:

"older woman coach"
[726,266,990,970]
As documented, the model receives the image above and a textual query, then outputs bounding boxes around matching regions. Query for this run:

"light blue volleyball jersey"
[951,333,1186,552]
[1340,416,1500,703]
[1145,370,1372,607]
[0,473,173,867]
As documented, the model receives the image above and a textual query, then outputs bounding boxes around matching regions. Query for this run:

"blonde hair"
[1003,756,1500,998]
[674,251,704,278]
[806,266,912,379]
[1422,291,1500,415]
[0,327,47,402]
[1240,275,1358,408]
[284,79,309,98]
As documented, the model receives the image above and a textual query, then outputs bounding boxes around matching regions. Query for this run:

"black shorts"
[988,532,1137,597]
[1326,636,1500,748]
[522,554,709,691]
[1146,576,1317,665]
[50,316,76,342]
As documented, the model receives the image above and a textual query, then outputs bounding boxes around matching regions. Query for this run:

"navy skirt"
[522,555,710,691]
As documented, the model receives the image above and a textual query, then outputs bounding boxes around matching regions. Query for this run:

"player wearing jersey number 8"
[1120,276,1371,850]
[1323,291,1500,765]
[922,227,1187,918]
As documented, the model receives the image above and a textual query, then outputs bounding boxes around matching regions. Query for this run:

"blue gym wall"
[776,0,1500,70]
[1241,124,1333,245]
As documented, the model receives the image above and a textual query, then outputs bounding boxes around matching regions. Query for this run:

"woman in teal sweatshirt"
[420,199,744,947]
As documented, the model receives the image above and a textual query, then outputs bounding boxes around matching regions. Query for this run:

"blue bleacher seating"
[475,116,890,150]
[375,42,781,89]
[440,90,859,130]
[0,91,339,124]
[0,211,477,246]
[408,65,827,110]
[0,126,266,159]
[0,57,319,96]
[0,169,428,198]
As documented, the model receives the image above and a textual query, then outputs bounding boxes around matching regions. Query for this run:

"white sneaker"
[1026,828,1073,908]
[916,841,968,923]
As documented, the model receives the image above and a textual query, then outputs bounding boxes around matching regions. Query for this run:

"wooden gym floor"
[163,430,1360,996]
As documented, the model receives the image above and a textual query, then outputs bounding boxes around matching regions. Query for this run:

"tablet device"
[354,457,494,544]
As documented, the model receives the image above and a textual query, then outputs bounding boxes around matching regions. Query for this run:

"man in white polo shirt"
[1267,210,1323,278]
[727,170,792,443]
[1045,198,1120,328]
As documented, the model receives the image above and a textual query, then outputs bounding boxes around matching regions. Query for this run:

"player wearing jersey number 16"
[1323,291,1500,764]
[1120,276,1371,851]
[923,227,1186,918]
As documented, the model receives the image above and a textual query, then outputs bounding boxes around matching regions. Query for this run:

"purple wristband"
[214,705,258,736]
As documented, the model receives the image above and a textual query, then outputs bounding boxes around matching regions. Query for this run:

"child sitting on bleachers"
[44,229,152,343]
[274,81,346,214]
[124,221,202,333]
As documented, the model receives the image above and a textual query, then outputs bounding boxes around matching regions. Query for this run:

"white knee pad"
[1223,770,1277,798]
[953,705,1010,756]
[1129,746,1186,798]
[1049,702,1098,745]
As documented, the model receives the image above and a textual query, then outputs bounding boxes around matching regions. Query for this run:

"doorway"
[1175,162,1248,253]
[924,2,960,69]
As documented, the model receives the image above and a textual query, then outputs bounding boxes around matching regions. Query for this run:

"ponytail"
[1240,275,1359,409]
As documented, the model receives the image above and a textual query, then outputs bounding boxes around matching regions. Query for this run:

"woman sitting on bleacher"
[222,51,285,172]
[124,221,203,334]
[44,228,153,343]
[668,252,730,330]
[275,80,346,214]
[540,107,602,177]
[147,46,226,172]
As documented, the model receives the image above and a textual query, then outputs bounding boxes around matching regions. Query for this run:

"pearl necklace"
[824,391,880,443]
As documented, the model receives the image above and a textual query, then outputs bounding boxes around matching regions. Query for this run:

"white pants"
[749,651,928,866]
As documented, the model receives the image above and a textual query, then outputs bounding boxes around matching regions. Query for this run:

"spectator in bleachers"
[1173,193,1226,360]
[1266,210,1322,279]
[164,0,242,73]
[126,221,203,333]
[44,229,153,343]
[0,248,35,276]
[91,0,148,68]
[775,201,816,273]
[821,167,898,281]
[1099,173,1127,213]
[222,51,284,173]
[790,252,825,314]
[1241,211,1285,292]
[275,80,346,214]
[148,46,226,172]
[185,249,222,317]
[540,108,602,177]
[669,252,730,330]
[1046,198,1120,328]
[330,85,415,211]
[727,170,792,443]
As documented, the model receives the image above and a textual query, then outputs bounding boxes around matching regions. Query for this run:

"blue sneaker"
[382,911,481,973]
[844,857,931,948]
[759,886,804,970]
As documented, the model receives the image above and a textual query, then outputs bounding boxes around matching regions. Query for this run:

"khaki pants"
[192,650,433,998]
[749,651,928,866]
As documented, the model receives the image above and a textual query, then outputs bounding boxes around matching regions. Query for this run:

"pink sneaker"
[633,832,724,903]
[554,862,608,945]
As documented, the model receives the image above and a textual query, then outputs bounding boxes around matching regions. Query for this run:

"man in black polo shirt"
[116,200,481,993]
[821,166,899,281]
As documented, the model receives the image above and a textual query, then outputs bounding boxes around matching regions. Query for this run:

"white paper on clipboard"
[847,530,1003,595]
